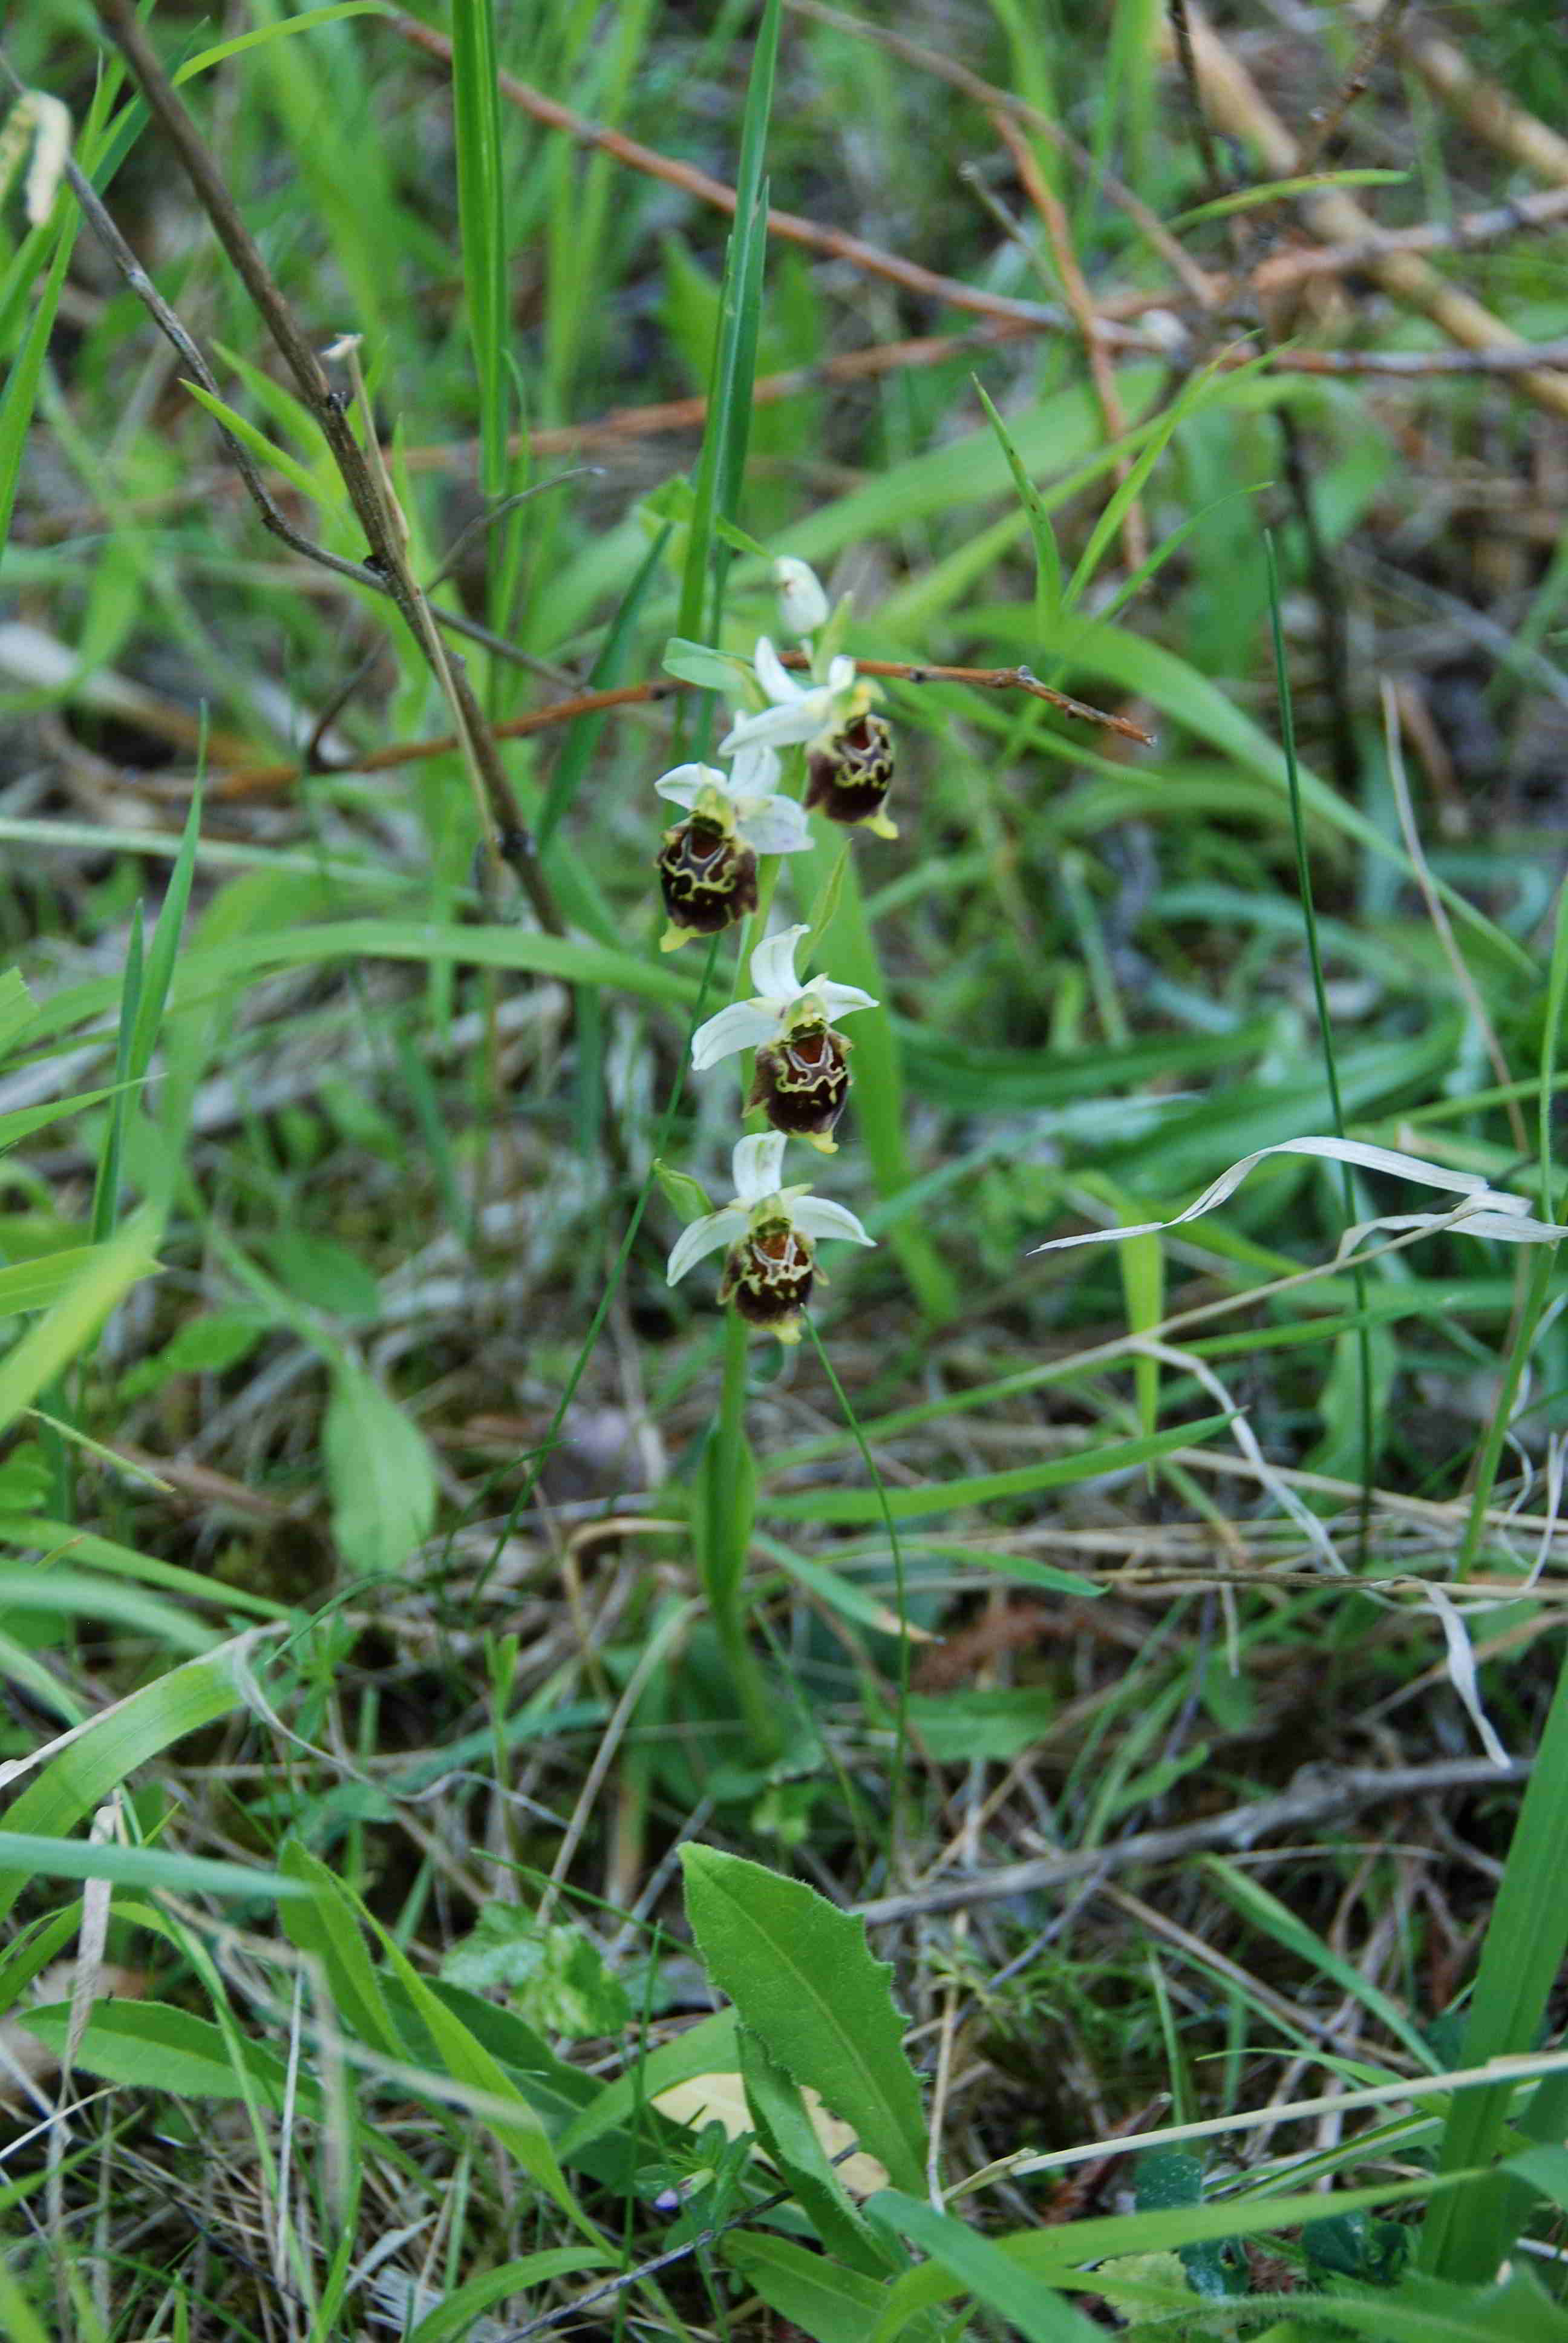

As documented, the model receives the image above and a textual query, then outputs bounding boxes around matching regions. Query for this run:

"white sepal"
[791,1197,874,1247]
[667,1205,748,1286]
[690,1002,780,1071]
[655,762,727,811]
[731,1132,790,1207]
[750,923,809,1000]
[739,798,812,856]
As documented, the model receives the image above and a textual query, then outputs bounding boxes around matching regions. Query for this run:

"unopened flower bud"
[719,1217,815,1342]
[748,1022,852,1152]
[773,557,829,639]
[656,816,758,947]
[806,712,897,837]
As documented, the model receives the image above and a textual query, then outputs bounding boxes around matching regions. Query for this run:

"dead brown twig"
[381,7,1169,357]
[1163,2,1568,425]
[785,0,1219,306]
[91,0,563,932]
[196,657,1152,801]
[857,1756,1532,1924]
[1293,0,1414,179]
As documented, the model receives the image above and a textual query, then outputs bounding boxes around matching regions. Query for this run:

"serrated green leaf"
[739,2026,895,2277]
[680,1846,925,2195]
[440,1910,632,2039]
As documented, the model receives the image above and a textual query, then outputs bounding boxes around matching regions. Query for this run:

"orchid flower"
[690,925,876,1070]
[653,741,812,857]
[719,638,868,757]
[667,1131,874,1341]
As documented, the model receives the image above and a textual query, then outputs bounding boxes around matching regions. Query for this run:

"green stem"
[1266,531,1375,1551]
[706,1305,779,1760]
[1455,1248,1554,1579]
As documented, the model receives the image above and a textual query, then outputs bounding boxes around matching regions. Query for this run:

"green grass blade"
[673,0,782,654]
[766,1411,1230,1522]
[449,0,510,508]
[1418,1649,1568,2279]
[0,1642,248,1928]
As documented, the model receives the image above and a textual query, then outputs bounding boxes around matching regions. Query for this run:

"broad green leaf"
[324,1363,437,1573]
[680,1846,926,2195]
[18,1999,308,2102]
[740,2027,895,2277]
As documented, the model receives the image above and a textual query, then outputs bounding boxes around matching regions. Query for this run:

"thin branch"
[857,1757,1533,1924]
[91,0,563,931]
[1252,185,1568,291]
[1166,1,1568,424]
[205,657,1152,799]
[785,0,1220,306]
[1293,0,1414,179]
